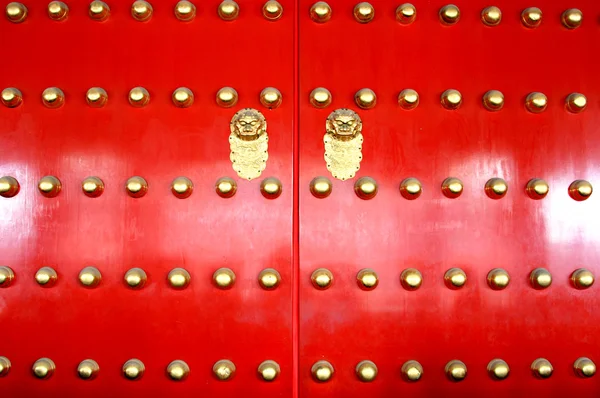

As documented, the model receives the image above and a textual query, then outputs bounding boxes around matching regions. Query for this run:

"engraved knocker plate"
[229,108,269,181]
[324,108,363,181]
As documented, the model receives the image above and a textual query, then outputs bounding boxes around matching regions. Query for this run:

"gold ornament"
[324,108,363,181]
[229,108,269,181]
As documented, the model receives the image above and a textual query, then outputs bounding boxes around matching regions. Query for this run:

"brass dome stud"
[311,268,333,290]
[213,359,236,381]
[398,89,419,110]
[399,177,422,200]
[354,2,374,24]
[5,2,27,23]
[258,268,281,290]
[441,89,462,110]
[123,359,145,380]
[482,90,504,111]
[171,176,193,199]
[218,0,239,21]
[48,1,69,21]
[356,360,378,382]
[396,3,416,24]
[481,6,501,26]
[32,358,56,379]
[354,177,378,200]
[131,1,153,21]
[86,87,108,108]
[168,268,191,289]
[260,177,283,199]
[89,1,110,21]
[309,87,332,108]
[167,360,190,381]
[216,87,238,108]
[310,1,331,23]
[82,176,104,198]
[172,87,194,108]
[0,357,11,377]
[0,266,15,288]
[401,360,423,382]
[568,180,592,201]
[215,177,237,198]
[566,93,587,114]
[439,4,459,25]
[574,357,596,378]
[35,267,58,287]
[487,268,510,290]
[571,268,595,290]
[309,177,333,199]
[526,178,549,200]
[0,176,20,198]
[129,87,150,108]
[213,267,236,289]
[126,176,148,198]
[175,1,196,21]
[356,268,378,290]
[1,88,23,108]
[530,268,552,290]
[441,177,463,199]
[77,359,99,380]
[355,88,376,109]
[258,360,280,381]
[42,87,65,109]
[521,7,542,28]
[400,268,423,291]
[531,358,553,379]
[525,92,547,113]
[485,177,508,199]
[260,87,282,109]
[79,266,102,288]
[124,268,147,289]
[562,9,582,29]
[311,360,334,382]
[445,360,467,381]
[263,1,283,21]
[444,268,467,289]
[487,359,509,380]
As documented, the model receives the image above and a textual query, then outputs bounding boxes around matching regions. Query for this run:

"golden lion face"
[230,108,267,141]
[326,108,362,139]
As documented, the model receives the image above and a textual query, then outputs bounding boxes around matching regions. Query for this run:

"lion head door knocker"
[324,108,363,181]
[229,108,269,181]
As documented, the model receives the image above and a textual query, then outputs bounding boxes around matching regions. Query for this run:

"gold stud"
[401,360,423,381]
[77,359,99,380]
[530,268,552,289]
[82,176,104,198]
[521,7,542,28]
[218,0,239,21]
[571,268,594,290]
[175,1,196,21]
[310,1,331,23]
[488,359,509,380]
[1,88,23,108]
[261,177,283,199]
[263,1,283,21]
[400,268,423,290]
[213,359,236,381]
[79,266,102,288]
[487,268,510,290]
[482,90,504,111]
[124,268,147,289]
[396,3,416,24]
[167,360,190,381]
[38,176,62,198]
[5,2,27,23]
[171,176,193,199]
[444,268,467,289]
[213,267,236,289]
[0,356,11,377]
[398,89,419,110]
[309,87,332,108]
[531,358,553,379]
[356,360,378,382]
[481,6,501,26]
[32,358,55,379]
[129,87,150,107]
[566,93,587,113]
[355,88,376,109]
[168,268,191,289]
[0,176,20,198]
[525,92,547,113]
[568,180,593,201]
[441,177,463,199]
[48,1,69,21]
[123,359,145,380]
[172,87,194,108]
[260,87,282,109]
[215,177,237,198]
[258,360,280,381]
[131,1,152,21]
[258,268,281,290]
[354,177,378,200]
[42,87,65,109]
[309,176,332,199]
[216,87,238,108]
[311,268,333,290]
[439,4,459,25]
[399,177,422,200]
[35,267,58,287]
[354,2,374,23]
[441,89,462,110]
[356,268,378,290]
[0,266,15,288]
[562,8,582,29]
[86,87,108,108]
[126,176,148,198]
[89,1,110,21]
[574,357,596,378]
[445,360,467,381]
[485,177,508,199]
[311,360,334,382]
[526,178,549,200]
